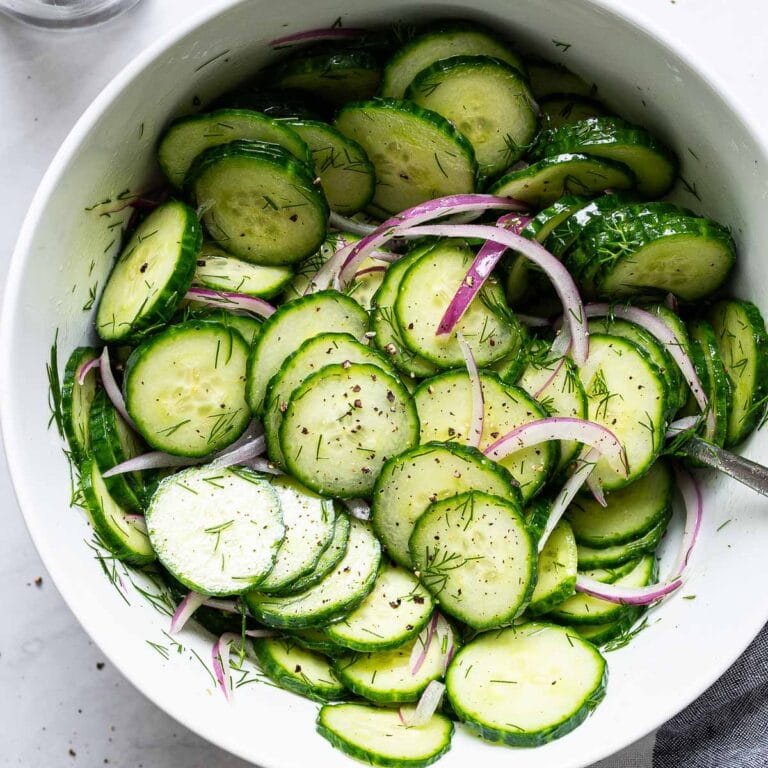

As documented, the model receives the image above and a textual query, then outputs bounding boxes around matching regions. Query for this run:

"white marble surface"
[0,1,765,766]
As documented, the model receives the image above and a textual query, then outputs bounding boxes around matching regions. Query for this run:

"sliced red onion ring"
[586,475,607,507]
[103,450,194,478]
[170,591,207,634]
[532,356,567,400]
[666,415,701,439]
[397,224,589,366]
[186,287,276,319]
[77,355,101,386]
[242,457,284,475]
[329,211,377,236]
[456,333,484,448]
[434,613,454,672]
[354,266,388,279]
[339,194,528,286]
[344,499,371,521]
[99,347,136,430]
[400,681,446,726]
[209,434,266,469]
[584,303,712,434]
[305,240,357,294]
[212,632,238,701]
[664,292,679,312]
[203,597,242,614]
[436,214,530,336]
[410,612,439,675]
[575,572,683,605]
[483,417,627,473]
[270,27,368,46]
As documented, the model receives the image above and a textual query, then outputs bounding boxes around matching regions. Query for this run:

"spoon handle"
[684,436,768,497]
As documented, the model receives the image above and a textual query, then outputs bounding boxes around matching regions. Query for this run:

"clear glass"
[0,0,141,28]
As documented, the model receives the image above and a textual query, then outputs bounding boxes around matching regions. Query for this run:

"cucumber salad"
[52,19,768,768]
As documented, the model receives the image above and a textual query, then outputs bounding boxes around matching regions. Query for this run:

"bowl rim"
[2,1,767,766]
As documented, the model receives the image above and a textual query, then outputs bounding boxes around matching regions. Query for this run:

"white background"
[0,1,763,765]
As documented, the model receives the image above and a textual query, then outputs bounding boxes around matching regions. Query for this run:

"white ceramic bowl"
[3,1,768,766]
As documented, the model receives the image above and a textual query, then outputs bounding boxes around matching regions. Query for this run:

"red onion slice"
[410,612,439,675]
[586,475,607,507]
[212,632,238,702]
[329,211,377,236]
[400,681,446,727]
[457,333,484,449]
[666,415,701,439]
[169,591,206,634]
[344,498,371,520]
[270,27,368,46]
[99,347,136,430]
[209,434,266,469]
[242,457,284,475]
[354,266,388,279]
[77,355,101,386]
[185,287,276,319]
[305,240,357,294]
[203,597,241,614]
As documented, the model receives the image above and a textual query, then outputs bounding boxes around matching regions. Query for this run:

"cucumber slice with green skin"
[258,476,336,593]
[124,321,250,457]
[287,119,375,215]
[380,22,524,99]
[80,459,155,565]
[372,245,440,379]
[528,520,578,615]
[325,564,433,652]
[346,265,386,312]
[524,57,596,99]
[335,99,477,215]
[516,343,588,473]
[406,55,538,178]
[264,48,381,107]
[264,332,396,468]
[317,703,454,768]
[181,306,263,346]
[289,627,346,658]
[708,299,768,447]
[446,622,607,747]
[158,109,311,189]
[539,93,608,129]
[414,370,555,502]
[395,240,520,368]
[333,631,446,704]
[146,465,284,595]
[549,554,656,625]
[582,558,641,584]
[280,362,419,498]
[576,513,670,570]
[193,242,293,299]
[247,290,368,414]
[686,319,731,447]
[209,86,323,120]
[646,303,692,414]
[525,496,552,545]
[410,491,536,629]
[578,334,666,490]
[96,201,201,343]
[245,518,381,628]
[89,389,148,513]
[534,117,678,198]
[487,153,635,209]
[274,512,351,597]
[187,140,328,266]
[251,637,347,702]
[372,442,520,568]
[588,316,680,414]
[567,459,673,548]
[488,326,530,384]
[61,347,100,464]
[574,606,644,646]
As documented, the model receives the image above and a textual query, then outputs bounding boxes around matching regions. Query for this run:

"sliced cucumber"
[574,606,644,646]
[89,388,148,513]
[567,459,672,548]
[317,703,453,768]
[371,244,440,379]
[528,520,578,615]
[335,99,477,215]
[124,321,250,457]
[325,564,433,652]
[539,93,607,129]
[247,290,368,414]
[210,86,323,120]
[346,263,386,312]
[61,347,100,463]
[96,201,201,342]
[245,518,381,628]
[446,622,607,746]
[251,637,346,702]
[414,370,555,501]
[187,140,328,266]
[288,119,375,214]
[372,442,520,568]
[525,496,553,545]
[578,334,666,490]
[289,627,346,658]
[157,109,311,189]
[410,491,535,629]
[281,231,357,301]
[380,22,523,99]
[193,241,293,298]
[576,514,670,569]
[182,306,262,346]
[708,299,768,447]
[535,117,677,198]
[258,476,336,593]
[264,332,394,468]
[80,459,155,565]
[146,465,284,595]
[524,57,595,99]
[646,303,692,413]
[582,558,641,584]
[406,55,537,178]
[395,239,520,367]
[333,630,445,704]
[549,554,655,625]
[487,153,635,209]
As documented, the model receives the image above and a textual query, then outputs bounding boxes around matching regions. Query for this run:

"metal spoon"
[683,435,768,497]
